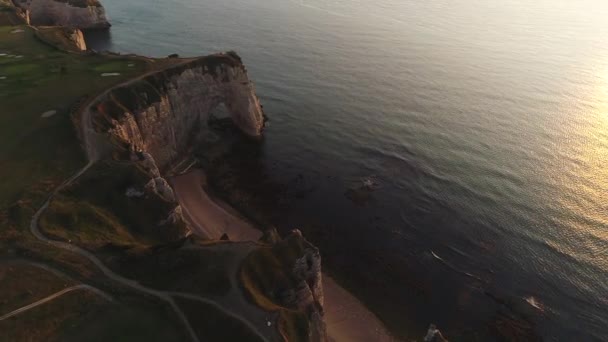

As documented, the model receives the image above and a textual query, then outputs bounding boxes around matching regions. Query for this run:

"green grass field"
[0,25,146,210]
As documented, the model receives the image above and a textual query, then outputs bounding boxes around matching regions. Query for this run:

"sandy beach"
[171,169,396,342]
[172,171,262,242]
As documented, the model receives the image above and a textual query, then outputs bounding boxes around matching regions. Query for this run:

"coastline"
[1,1,552,339]
[171,169,396,342]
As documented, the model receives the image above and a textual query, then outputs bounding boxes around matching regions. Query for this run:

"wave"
[430,250,485,283]
[288,0,410,27]
[288,0,354,18]
[525,296,545,312]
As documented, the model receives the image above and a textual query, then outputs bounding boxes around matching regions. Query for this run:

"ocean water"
[86,0,608,340]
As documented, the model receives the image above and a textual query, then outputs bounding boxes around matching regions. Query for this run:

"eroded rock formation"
[13,0,110,29]
[92,52,265,169]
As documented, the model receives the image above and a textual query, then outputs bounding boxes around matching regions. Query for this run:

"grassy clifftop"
[0,24,269,342]
[0,25,146,209]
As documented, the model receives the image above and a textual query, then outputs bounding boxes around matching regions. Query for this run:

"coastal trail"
[0,284,112,322]
[0,260,113,322]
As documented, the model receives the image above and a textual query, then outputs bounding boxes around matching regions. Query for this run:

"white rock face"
[96,53,265,168]
[68,28,87,51]
[13,0,110,29]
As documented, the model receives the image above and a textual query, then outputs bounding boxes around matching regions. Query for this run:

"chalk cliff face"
[13,0,110,29]
[92,52,265,169]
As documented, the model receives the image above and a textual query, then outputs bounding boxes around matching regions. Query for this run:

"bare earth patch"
[41,110,57,118]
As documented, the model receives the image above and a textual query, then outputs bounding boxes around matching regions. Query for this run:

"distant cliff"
[12,0,110,29]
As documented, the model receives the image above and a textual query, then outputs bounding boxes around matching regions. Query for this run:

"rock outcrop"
[241,230,327,342]
[12,0,110,29]
[35,26,87,51]
[91,52,265,168]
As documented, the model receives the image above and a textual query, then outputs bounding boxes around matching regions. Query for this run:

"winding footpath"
[29,172,270,340]
[0,285,112,322]
[29,163,199,342]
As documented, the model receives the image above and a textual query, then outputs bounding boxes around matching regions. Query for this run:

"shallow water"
[87,0,608,340]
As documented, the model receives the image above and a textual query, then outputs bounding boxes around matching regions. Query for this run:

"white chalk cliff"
[91,52,265,169]
[13,0,110,29]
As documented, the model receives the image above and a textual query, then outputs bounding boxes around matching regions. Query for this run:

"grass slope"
[39,161,188,248]
[0,263,75,313]
[0,289,105,342]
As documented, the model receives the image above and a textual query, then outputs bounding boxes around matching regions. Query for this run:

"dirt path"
[0,285,112,322]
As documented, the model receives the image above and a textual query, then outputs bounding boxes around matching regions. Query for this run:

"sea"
[85,0,608,340]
